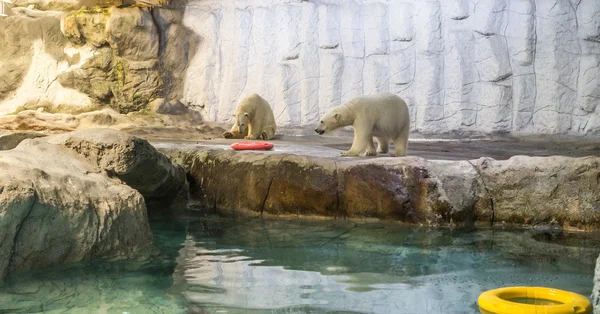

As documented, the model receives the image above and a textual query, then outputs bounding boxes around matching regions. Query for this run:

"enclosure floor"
[149,134,600,161]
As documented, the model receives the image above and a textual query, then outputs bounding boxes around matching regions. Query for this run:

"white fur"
[315,92,410,157]
[223,93,277,140]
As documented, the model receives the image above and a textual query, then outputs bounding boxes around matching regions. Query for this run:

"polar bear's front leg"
[341,131,373,157]
[364,139,377,156]
[244,124,260,140]
[223,126,243,139]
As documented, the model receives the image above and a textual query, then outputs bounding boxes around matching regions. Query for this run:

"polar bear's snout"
[314,124,325,135]
[315,120,327,135]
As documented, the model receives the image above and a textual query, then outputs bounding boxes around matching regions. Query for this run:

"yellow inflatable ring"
[477,286,592,314]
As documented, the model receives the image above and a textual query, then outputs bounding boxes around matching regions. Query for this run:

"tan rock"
[475,156,600,230]
[337,159,453,223]
[110,58,162,113]
[149,98,189,115]
[161,146,600,230]
[0,110,79,131]
[0,132,46,150]
[265,155,339,217]
[58,47,115,102]
[151,9,200,101]
[58,7,163,114]
[78,108,120,127]
[0,14,66,103]
[12,0,80,11]
[0,138,152,278]
[60,8,110,47]
[164,148,464,226]
[44,128,188,212]
[106,7,159,61]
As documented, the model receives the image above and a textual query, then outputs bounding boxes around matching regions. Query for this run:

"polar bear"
[314,92,410,157]
[223,93,277,140]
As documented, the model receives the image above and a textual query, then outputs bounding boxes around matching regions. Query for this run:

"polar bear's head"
[315,108,344,135]
[234,112,250,134]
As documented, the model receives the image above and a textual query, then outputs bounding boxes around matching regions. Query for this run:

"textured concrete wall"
[182,0,600,136]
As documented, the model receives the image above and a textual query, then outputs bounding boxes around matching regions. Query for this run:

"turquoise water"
[0,214,598,314]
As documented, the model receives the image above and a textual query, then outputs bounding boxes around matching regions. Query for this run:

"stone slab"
[156,137,600,231]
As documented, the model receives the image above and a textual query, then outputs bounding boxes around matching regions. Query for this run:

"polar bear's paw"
[340,151,359,157]
[223,131,234,139]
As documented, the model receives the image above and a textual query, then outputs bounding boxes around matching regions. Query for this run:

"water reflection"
[0,215,597,314]
[174,216,598,314]
[0,218,190,314]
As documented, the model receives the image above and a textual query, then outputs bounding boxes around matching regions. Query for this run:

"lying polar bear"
[315,92,410,157]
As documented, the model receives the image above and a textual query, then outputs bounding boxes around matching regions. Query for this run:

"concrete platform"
[150,134,600,161]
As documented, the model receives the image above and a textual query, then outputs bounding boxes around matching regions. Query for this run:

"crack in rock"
[474,30,497,37]
[467,160,495,226]
[319,43,339,49]
[261,154,289,216]
[332,158,341,218]
[7,188,37,274]
[490,72,513,83]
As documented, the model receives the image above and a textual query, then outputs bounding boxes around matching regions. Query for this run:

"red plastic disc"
[231,142,274,151]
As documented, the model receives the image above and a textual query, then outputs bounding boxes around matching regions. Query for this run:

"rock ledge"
[159,144,600,230]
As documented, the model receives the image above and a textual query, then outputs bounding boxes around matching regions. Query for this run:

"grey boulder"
[0,139,152,279]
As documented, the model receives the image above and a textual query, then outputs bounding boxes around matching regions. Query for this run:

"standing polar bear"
[315,92,410,157]
[223,93,277,140]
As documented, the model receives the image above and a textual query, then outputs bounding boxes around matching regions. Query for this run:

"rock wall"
[0,10,94,115]
[1,0,599,137]
[182,0,600,136]
[0,5,198,115]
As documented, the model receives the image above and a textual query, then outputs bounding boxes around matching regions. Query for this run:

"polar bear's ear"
[333,113,340,120]
[244,113,249,117]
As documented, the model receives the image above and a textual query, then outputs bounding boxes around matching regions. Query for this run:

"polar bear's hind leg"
[392,126,409,157]
[260,127,275,140]
[375,136,389,154]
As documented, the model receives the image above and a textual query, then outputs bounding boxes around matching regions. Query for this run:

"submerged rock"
[44,128,188,213]
[0,139,152,279]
